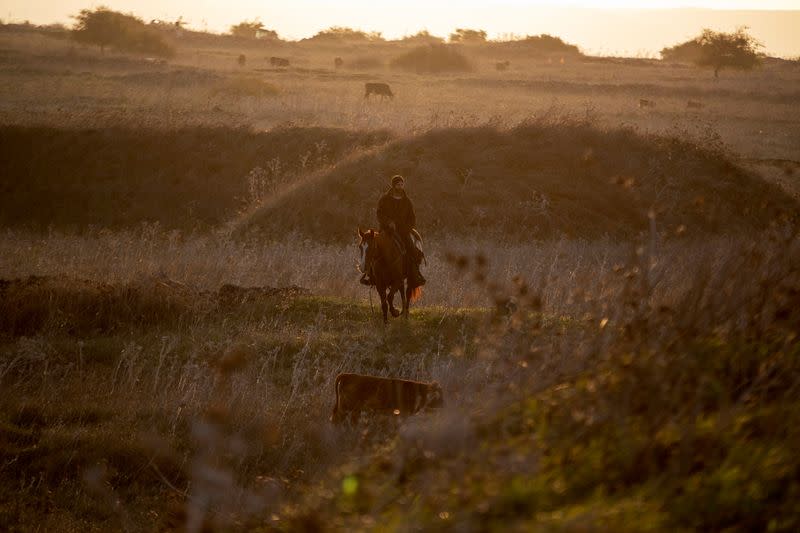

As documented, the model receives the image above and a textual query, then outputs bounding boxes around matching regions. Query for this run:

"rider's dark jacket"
[377,189,416,234]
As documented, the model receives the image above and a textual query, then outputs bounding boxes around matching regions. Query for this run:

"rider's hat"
[391,174,405,186]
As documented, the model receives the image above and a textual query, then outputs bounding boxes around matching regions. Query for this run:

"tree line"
[66,7,765,77]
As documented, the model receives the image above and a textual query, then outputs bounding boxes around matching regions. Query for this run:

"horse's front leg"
[378,285,389,324]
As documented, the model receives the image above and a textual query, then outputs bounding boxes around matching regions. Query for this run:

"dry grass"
[1,25,800,531]
[2,226,798,530]
[1,29,798,160]
[0,125,391,231]
[239,116,797,242]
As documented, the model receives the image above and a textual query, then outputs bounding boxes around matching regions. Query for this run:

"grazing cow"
[638,98,656,109]
[330,373,443,424]
[364,82,394,100]
[687,100,704,109]
[495,60,510,71]
[334,57,344,69]
[269,56,290,67]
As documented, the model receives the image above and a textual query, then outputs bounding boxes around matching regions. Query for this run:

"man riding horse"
[360,174,426,288]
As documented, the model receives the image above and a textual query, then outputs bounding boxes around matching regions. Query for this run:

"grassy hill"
[238,120,798,243]
[0,125,391,232]
[2,120,794,240]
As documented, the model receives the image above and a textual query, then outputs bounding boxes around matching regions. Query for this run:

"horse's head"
[357,227,374,251]
[357,227,377,273]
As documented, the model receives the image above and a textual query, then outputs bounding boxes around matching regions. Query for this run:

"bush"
[506,34,581,57]
[449,28,487,43]
[399,30,444,45]
[71,7,173,57]
[661,27,762,77]
[390,44,472,74]
[306,26,383,42]
[229,19,277,40]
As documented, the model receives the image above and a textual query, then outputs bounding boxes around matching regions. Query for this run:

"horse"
[357,228,422,323]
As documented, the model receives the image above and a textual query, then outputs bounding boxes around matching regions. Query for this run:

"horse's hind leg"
[388,287,401,318]
[401,281,410,319]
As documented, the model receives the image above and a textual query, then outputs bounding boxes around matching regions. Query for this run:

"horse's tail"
[409,285,423,303]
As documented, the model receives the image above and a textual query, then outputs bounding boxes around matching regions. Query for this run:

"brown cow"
[330,373,443,424]
[334,57,344,69]
[495,60,510,71]
[638,98,656,109]
[364,82,394,100]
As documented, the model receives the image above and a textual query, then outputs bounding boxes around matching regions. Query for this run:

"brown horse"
[357,228,422,323]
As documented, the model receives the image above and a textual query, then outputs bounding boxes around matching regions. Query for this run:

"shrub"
[306,26,383,42]
[507,34,581,57]
[449,28,487,43]
[399,30,444,45]
[390,44,472,74]
[661,27,763,78]
[71,7,174,57]
[229,19,277,40]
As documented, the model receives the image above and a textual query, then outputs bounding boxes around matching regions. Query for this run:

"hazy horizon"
[3,2,800,57]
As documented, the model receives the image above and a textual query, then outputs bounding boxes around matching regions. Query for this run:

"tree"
[400,30,444,45]
[390,44,472,74]
[661,27,762,78]
[306,26,383,42]
[449,28,487,44]
[229,19,276,40]
[72,7,173,56]
[517,34,581,56]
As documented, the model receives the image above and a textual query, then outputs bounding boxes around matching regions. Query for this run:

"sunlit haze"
[4,1,800,57]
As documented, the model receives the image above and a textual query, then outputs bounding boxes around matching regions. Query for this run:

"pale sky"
[4,1,800,57]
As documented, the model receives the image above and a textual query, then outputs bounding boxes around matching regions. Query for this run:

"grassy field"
[1,23,800,531]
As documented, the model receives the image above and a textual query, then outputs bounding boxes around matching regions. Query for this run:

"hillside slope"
[238,121,797,242]
[0,125,391,232]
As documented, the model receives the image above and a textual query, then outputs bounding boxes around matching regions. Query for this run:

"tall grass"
[3,225,797,530]
[0,225,791,315]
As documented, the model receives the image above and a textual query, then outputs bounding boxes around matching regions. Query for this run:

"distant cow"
[269,56,290,67]
[687,100,704,109]
[364,82,394,100]
[638,99,656,109]
[330,373,443,424]
[495,60,511,71]
[334,57,344,69]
